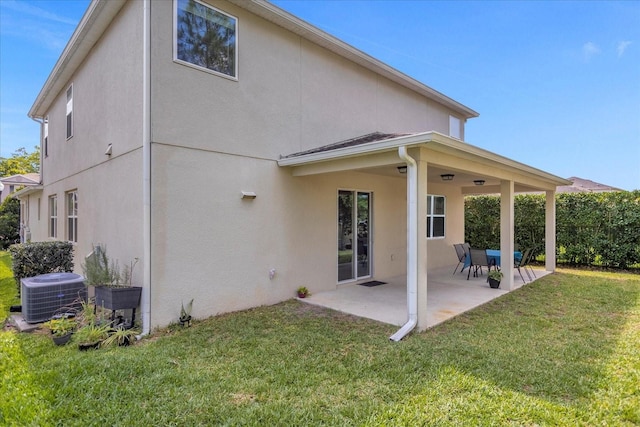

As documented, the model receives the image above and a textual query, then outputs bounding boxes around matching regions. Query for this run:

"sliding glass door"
[338,190,371,282]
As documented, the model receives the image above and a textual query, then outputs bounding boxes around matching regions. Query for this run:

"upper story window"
[449,115,461,140]
[66,85,73,140]
[175,0,238,79]
[427,195,446,239]
[44,116,49,157]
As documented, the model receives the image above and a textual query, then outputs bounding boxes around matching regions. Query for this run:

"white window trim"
[66,85,73,140]
[173,0,239,81]
[44,116,49,157]
[449,115,461,140]
[66,191,78,243]
[427,194,446,239]
[49,195,57,239]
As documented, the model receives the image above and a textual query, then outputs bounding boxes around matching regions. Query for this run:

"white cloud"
[582,42,601,61]
[1,0,78,26]
[617,40,632,57]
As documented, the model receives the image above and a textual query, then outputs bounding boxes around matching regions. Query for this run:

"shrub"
[0,197,20,250]
[9,241,74,290]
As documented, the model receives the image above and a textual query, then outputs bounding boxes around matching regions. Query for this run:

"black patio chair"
[452,243,466,275]
[515,248,533,283]
[467,248,494,280]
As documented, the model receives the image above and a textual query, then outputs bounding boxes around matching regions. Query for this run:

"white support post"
[545,190,557,272]
[416,152,428,330]
[500,180,515,290]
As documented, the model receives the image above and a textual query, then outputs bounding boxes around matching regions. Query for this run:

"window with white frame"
[66,85,73,139]
[427,195,445,238]
[44,116,49,157]
[66,191,77,243]
[49,195,57,238]
[175,0,237,78]
[449,115,460,139]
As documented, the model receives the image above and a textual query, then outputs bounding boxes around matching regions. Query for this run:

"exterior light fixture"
[473,180,485,186]
[440,174,455,181]
[397,166,407,174]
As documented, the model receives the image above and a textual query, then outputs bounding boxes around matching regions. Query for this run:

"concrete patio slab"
[299,265,551,329]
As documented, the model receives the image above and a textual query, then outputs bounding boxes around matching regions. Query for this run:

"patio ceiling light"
[440,174,455,181]
[474,179,485,186]
[397,166,407,174]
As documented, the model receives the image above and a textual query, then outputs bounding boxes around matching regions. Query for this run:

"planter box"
[94,286,142,311]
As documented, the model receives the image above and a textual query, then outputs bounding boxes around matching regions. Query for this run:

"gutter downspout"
[141,0,151,336]
[390,146,418,342]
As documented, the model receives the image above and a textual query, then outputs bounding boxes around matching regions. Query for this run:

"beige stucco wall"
[145,0,471,327]
[26,1,144,280]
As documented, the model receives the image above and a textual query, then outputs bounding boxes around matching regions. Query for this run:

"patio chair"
[452,243,466,275]
[515,248,533,283]
[467,248,494,280]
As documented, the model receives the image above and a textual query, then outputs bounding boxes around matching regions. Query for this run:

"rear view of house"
[19,0,568,337]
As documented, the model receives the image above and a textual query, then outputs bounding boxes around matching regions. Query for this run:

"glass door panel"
[338,190,371,282]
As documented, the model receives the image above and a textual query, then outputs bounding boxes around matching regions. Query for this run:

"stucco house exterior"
[0,173,40,203]
[19,0,569,338]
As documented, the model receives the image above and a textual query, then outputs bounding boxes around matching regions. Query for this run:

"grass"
[1,253,639,426]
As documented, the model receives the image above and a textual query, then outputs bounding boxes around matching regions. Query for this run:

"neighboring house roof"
[0,173,40,185]
[29,0,479,120]
[557,177,623,193]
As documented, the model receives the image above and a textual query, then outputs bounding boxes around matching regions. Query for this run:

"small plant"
[120,257,139,287]
[82,245,120,287]
[102,326,139,347]
[74,323,110,349]
[44,317,77,337]
[297,286,309,298]
[179,299,193,327]
[488,270,503,281]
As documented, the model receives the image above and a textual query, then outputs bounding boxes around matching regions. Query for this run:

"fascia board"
[28,0,126,118]
[280,131,571,187]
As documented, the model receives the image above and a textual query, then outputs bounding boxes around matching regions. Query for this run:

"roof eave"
[28,0,127,119]
[278,131,571,187]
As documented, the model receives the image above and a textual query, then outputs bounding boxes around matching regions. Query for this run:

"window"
[66,191,78,243]
[427,195,445,238]
[44,116,49,157]
[66,85,73,139]
[449,115,460,139]
[175,0,237,78]
[49,195,57,238]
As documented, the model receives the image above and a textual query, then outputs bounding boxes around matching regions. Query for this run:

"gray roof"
[558,177,623,193]
[282,132,414,159]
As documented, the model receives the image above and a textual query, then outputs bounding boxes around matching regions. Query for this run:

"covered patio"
[299,265,552,328]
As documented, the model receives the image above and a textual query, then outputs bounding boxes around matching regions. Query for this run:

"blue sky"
[1,0,639,190]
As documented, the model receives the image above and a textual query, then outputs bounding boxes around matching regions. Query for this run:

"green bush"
[0,197,20,250]
[466,191,640,270]
[8,241,75,287]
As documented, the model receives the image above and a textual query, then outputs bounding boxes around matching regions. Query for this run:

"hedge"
[8,241,75,293]
[465,191,640,269]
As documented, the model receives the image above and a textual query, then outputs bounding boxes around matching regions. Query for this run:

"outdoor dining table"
[463,249,523,269]
[486,249,522,268]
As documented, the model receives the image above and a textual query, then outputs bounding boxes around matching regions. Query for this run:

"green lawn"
[1,252,639,426]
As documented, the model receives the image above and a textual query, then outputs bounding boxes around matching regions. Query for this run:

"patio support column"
[414,149,429,330]
[545,190,557,272]
[500,180,515,290]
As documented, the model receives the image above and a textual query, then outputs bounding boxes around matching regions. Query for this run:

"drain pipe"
[140,0,152,336]
[390,146,418,342]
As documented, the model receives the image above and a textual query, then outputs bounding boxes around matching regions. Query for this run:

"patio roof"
[278,131,571,191]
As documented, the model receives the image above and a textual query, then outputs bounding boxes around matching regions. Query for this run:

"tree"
[0,196,20,249]
[0,146,40,177]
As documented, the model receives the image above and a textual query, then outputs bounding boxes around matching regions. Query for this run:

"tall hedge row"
[465,191,640,269]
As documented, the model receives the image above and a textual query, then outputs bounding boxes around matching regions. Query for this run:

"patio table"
[463,249,522,269]
[486,249,522,268]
